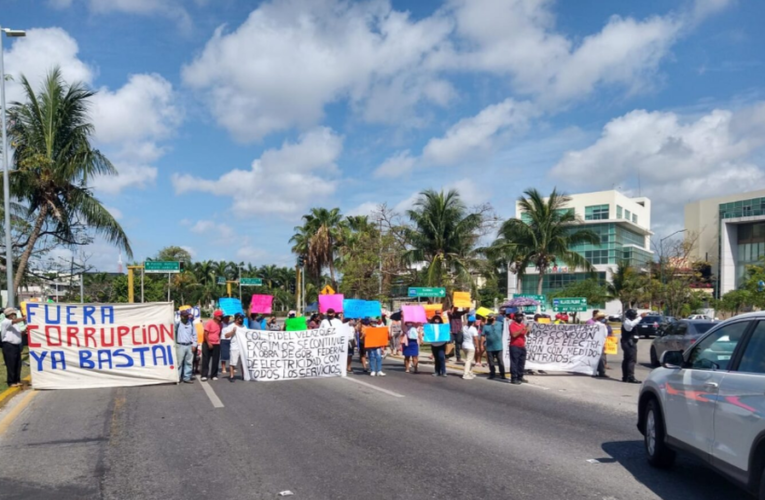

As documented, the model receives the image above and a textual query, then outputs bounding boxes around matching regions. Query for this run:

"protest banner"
[423,303,443,319]
[363,326,389,348]
[235,325,349,381]
[27,302,177,390]
[343,299,382,319]
[402,305,427,323]
[453,291,472,308]
[423,323,450,343]
[605,336,618,355]
[502,322,607,376]
[285,317,308,331]
[250,294,274,314]
[319,294,344,313]
[219,298,244,317]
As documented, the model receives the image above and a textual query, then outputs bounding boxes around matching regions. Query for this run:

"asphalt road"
[0,350,749,500]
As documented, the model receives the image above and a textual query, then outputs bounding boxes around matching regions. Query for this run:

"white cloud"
[92,163,158,194]
[172,127,343,215]
[50,0,192,30]
[236,246,268,262]
[551,102,765,225]
[393,191,421,215]
[190,220,235,242]
[374,150,416,178]
[182,0,453,141]
[180,246,196,258]
[347,202,380,217]
[443,178,489,207]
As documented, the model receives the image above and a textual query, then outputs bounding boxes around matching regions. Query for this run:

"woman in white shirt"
[223,313,246,382]
[401,321,421,374]
[462,317,479,380]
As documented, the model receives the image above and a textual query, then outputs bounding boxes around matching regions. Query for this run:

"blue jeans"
[176,344,194,381]
[431,344,447,375]
[368,348,382,373]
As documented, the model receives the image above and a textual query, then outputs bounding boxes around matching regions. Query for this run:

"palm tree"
[494,188,599,295]
[405,189,482,289]
[258,264,281,289]
[7,67,132,292]
[607,261,647,313]
[294,207,343,287]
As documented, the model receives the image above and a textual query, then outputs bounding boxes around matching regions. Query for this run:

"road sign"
[240,278,263,286]
[513,294,546,312]
[144,261,181,274]
[552,297,588,312]
[408,287,446,298]
[320,285,336,295]
[217,277,227,285]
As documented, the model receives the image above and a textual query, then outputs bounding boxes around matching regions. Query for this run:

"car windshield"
[641,316,662,323]
[691,323,715,334]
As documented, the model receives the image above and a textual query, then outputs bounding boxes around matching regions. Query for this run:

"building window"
[616,205,623,219]
[584,249,609,265]
[585,204,609,220]
[625,209,631,221]
[632,213,638,224]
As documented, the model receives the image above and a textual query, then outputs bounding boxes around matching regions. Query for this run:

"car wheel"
[650,347,659,367]
[645,399,675,468]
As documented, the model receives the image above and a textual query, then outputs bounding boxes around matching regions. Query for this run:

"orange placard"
[363,326,389,348]
[605,336,618,355]
[424,303,443,319]
[453,291,472,308]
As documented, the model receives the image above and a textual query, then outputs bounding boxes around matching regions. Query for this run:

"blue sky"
[3,0,764,271]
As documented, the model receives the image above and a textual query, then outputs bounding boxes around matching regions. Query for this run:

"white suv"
[638,312,765,498]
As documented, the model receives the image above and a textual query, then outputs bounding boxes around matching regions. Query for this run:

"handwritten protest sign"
[605,336,618,355]
[343,299,382,319]
[285,317,308,331]
[236,326,350,381]
[319,294,344,313]
[219,298,244,317]
[502,322,607,376]
[402,305,427,323]
[363,326,389,348]
[250,294,273,314]
[424,304,443,319]
[423,323,450,343]
[453,291,472,308]
[27,302,176,390]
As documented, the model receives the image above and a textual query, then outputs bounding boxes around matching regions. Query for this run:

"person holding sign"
[223,313,246,382]
[319,308,342,330]
[401,321,421,374]
[430,315,448,377]
[362,321,386,377]
[1,308,25,388]
[201,310,224,381]
[509,313,529,385]
[587,311,612,379]
[448,307,467,363]
[482,314,505,380]
[462,317,479,380]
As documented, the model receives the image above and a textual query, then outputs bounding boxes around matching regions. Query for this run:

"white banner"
[28,302,177,390]
[235,326,350,382]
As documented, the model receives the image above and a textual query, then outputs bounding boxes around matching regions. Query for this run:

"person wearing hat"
[319,309,342,330]
[223,313,246,382]
[509,312,529,385]
[588,311,612,378]
[201,310,224,381]
[1,308,25,388]
[482,314,505,380]
[175,309,197,383]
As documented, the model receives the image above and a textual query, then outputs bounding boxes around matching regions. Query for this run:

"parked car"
[637,312,765,499]
[688,314,713,321]
[650,319,717,366]
[636,315,664,338]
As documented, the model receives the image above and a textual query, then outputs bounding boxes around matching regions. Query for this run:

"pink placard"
[250,294,274,314]
[402,305,427,323]
[319,294,344,313]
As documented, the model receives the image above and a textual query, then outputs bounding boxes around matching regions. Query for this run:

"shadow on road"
[601,441,750,500]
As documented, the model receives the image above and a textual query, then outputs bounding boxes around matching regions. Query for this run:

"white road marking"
[200,381,225,408]
[343,377,405,398]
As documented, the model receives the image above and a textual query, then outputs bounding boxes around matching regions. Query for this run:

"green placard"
[240,278,263,286]
[144,261,180,273]
[285,317,308,331]
[408,287,446,298]
[552,297,588,312]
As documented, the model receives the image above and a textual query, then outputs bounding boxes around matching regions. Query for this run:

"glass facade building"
[718,197,765,290]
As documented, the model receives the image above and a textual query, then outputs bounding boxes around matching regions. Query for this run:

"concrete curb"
[0,375,32,410]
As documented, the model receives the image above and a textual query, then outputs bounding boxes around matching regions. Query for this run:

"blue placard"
[423,323,450,343]
[343,299,382,319]
[218,298,244,317]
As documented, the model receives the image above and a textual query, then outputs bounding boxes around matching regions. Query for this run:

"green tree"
[550,278,611,321]
[154,246,192,263]
[606,261,645,313]
[7,68,132,293]
[493,188,598,295]
[291,207,343,288]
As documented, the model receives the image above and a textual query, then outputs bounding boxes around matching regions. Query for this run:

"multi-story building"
[685,189,765,297]
[508,190,654,316]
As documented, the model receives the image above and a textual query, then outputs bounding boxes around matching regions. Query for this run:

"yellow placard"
[320,285,336,295]
[453,291,471,308]
[424,303,443,319]
[538,317,551,324]
[605,336,618,355]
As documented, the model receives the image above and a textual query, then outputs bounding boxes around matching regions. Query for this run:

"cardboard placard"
[363,326,389,348]
[319,294,344,313]
[285,317,308,331]
[402,305,427,323]
[453,291,472,308]
[250,294,274,314]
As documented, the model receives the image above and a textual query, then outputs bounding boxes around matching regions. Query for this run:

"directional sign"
[408,287,446,298]
[514,293,547,312]
[240,278,263,286]
[320,285,336,295]
[217,277,227,285]
[144,261,181,274]
[553,297,588,312]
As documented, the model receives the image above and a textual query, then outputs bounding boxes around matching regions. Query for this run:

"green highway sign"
[553,297,588,312]
[408,287,446,298]
[514,294,546,312]
[144,261,181,274]
[217,277,227,285]
[240,278,263,286]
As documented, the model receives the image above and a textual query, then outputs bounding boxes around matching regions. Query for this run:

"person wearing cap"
[482,314,505,380]
[509,312,529,385]
[461,316,479,380]
[175,309,197,383]
[283,311,297,331]
[267,316,279,331]
[201,310,224,381]
[1,308,25,388]
[319,309,342,330]
[223,313,246,382]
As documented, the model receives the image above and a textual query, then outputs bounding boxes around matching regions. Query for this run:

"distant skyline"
[3,0,764,271]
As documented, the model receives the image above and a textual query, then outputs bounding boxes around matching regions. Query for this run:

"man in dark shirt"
[448,307,467,363]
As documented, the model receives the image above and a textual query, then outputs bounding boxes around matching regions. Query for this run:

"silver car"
[650,320,717,367]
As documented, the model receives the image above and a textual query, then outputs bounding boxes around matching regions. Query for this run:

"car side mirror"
[661,350,684,369]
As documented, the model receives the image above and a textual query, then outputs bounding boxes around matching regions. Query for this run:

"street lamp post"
[0,27,26,308]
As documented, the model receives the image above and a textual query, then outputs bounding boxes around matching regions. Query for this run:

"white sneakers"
[370,372,376,377]
[378,371,386,377]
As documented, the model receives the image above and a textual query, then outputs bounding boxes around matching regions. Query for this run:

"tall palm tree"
[295,207,343,287]
[257,264,281,289]
[405,189,482,289]
[7,67,132,292]
[494,188,599,295]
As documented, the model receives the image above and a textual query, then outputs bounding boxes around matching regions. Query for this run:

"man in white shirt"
[621,309,646,384]
[2,308,26,388]
[319,309,343,330]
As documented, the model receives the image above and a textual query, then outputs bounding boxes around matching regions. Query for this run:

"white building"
[509,190,654,316]
[685,189,765,297]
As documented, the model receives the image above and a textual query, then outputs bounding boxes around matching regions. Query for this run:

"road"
[0,342,749,500]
